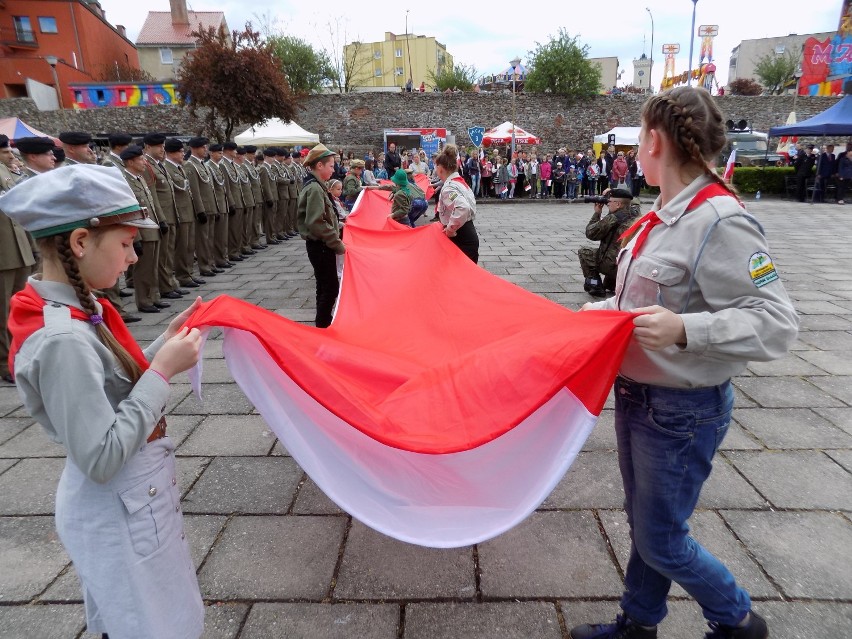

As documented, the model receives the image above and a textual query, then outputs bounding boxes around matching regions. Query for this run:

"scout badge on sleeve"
[749,252,779,288]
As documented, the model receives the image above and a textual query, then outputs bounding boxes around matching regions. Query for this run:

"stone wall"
[0,93,839,153]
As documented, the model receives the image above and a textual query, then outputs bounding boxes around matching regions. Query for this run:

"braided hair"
[641,86,735,196]
[39,233,144,382]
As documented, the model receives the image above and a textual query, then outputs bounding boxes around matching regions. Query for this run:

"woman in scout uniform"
[1,165,206,639]
[297,144,345,328]
[433,144,480,263]
[571,87,798,639]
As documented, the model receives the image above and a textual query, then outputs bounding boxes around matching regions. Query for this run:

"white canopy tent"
[234,118,320,147]
[593,126,641,146]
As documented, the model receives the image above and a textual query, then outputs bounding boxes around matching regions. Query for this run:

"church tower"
[633,53,653,92]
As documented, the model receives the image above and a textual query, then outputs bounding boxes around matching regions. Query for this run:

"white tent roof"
[483,121,541,144]
[593,126,641,146]
[234,118,320,146]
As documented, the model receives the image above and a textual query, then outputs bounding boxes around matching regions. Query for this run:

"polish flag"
[186,189,635,547]
[724,149,737,183]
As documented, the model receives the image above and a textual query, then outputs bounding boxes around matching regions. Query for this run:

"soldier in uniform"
[221,142,246,261]
[121,145,166,313]
[58,131,97,165]
[15,137,56,177]
[143,134,186,300]
[184,137,218,278]
[273,148,291,241]
[282,152,300,237]
[258,148,279,246]
[243,146,265,250]
[578,188,640,297]
[100,133,132,168]
[234,147,257,257]
[206,144,231,269]
[0,135,36,383]
[163,138,201,288]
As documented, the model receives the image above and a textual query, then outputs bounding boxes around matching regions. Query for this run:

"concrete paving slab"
[0,387,23,418]
[182,457,302,514]
[733,377,845,408]
[172,383,254,415]
[165,414,205,447]
[0,423,66,458]
[291,478,343,515]
[720,420,764,450]
[478,511,623,598]
[797,314,852,331]
[0,517,69,602]
[797,330,852,350]
[696,458,767,509]
[241,602,399,639]
[796,350,852,375]
[404,602,562,639]
[0,459,17,476]
[734,408,852,449]
[183,514,228,569]
[197,515,345,599]
[172,358,235,385]
[746,353,825,377]
[199,603,250,639]
[0,604,85,638]
[722,511,852,599]
[176,456,210,498]
[813,407,852,435]
[0,458,64,515]
[0,418,32,446]
[756,601,852,639]
[725,451,852,510]
[177,415,276,456]
[807,375,852,405]
[542,451,624,509]
[38,565,81,602]
[581,411,617,451]
[561,600,713,639]
[335,521,475,600]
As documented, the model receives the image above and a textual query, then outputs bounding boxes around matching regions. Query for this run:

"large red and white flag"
[724,149,737,183]
[186,189,635,547]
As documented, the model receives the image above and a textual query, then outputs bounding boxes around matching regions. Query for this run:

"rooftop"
[136,11,226,46]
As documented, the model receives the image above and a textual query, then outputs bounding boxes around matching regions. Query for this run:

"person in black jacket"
[385,143,402,177]
[794,144,817,202]
[815,144,837,202]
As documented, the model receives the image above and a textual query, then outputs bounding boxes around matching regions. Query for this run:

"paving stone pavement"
[0,197,850,639]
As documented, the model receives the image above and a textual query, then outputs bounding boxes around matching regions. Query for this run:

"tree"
[728,78,764,96]
[267,35,334,95]
[94,62,155,83]
[428,63,478,91]
[524,29,601,97]
[323,18,373,93]
[176,22,298,141]
[753,51,798,95]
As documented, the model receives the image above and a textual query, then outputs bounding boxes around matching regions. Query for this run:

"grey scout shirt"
[13,278,170,483]
[589,175,799,388]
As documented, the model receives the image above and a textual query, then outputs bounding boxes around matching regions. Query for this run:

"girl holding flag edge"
[573,86,798,639]
[433,144,480,263]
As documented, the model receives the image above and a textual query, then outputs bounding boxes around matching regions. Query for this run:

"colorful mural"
[798,0,852,96]
[69,83,178,109]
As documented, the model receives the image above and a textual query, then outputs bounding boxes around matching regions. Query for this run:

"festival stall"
[234,118,319,147]
[481,122,540,147]
[0,117,60,145]
[593,126,641,156]
[383,128,447,158]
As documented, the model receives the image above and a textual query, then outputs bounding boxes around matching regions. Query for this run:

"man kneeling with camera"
[578,188,639,298]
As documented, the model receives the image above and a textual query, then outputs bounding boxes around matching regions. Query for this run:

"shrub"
[729,166,795,194]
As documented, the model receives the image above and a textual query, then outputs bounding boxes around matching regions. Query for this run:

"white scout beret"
[0,164,159,238]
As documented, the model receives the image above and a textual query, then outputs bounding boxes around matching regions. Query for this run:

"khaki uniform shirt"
[163,159,194,224]
[184,156,216,216]
[297,177,344,253]
[259,162,278,203]
[123,170,161,242]
[235,161,255,208]
[143,155,178,225]
[221,158,244,209]
[205,160,227,215]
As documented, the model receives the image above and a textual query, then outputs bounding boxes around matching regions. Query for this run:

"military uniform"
[283,158,300,236]
[579,195,640,295]
[205,157,229,267]
[221,155,245,260]
[184,153,217,276]
[234,154,256,255]
[97,142,134,311]
[243,149,264,249]
[258,155,279,245]
[163,152,196,287]
[273,154,291,240]
[143,152,181,296]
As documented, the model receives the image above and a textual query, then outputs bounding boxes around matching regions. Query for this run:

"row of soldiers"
[3,131,308,319]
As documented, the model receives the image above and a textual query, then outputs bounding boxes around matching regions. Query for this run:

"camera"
[584,195,610,204]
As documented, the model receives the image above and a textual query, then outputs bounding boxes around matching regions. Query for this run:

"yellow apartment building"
[343,32,453,91]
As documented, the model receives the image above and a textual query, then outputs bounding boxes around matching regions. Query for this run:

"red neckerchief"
[8,283,148,377]
[619,183,739,258]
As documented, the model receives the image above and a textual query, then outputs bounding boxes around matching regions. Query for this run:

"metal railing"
[0,26,38,48]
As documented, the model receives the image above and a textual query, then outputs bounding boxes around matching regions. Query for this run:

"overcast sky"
[99,0,842,89]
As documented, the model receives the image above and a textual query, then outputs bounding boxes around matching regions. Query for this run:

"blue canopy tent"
[768,96,852,204]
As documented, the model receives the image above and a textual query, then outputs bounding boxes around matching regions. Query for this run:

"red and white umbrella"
[482,121,541,147]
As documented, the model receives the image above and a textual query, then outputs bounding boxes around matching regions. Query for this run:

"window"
[74,90,82,103]
[160,48,173,64]
[13,16,35,42]
[395,48,403,58]
[119,89,127,102]
[38,17,58,33]
[774,45,786,55]
[374,50,381,59]
[375,68,383,77]
[95,89,105,102]
[394,67,404,76]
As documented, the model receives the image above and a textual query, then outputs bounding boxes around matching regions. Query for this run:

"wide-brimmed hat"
[350,159,365,169]
[0,164,159,238]
[303,143,335,166]
[391,168,409,187]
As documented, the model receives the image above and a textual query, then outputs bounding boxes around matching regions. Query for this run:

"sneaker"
[705,611,768,639]
[570,614,657,639]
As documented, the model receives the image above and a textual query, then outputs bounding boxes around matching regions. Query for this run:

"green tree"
[753,51,798,95]
[524,29,601,96]
[728,78,764,96]
[267,35,334,95]
[428,63,478,91]
[177,23,298,141]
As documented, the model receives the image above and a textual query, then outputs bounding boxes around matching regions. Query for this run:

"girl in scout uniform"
[571,87,798,639]
[433,144,480,263]
[1,165,206,639]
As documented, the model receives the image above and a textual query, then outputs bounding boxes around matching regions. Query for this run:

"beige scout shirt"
[13,278,170,483]
[589,175,799,388]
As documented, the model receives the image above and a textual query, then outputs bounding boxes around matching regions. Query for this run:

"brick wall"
[0,94,839,153]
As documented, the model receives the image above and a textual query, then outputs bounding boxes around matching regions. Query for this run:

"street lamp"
[510,56,521,159]
[646,8,654,92]
[687,0,698,86]
[44,55,68,127]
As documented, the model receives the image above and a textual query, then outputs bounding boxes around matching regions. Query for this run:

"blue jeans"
[470,173,480,197]
[614,376,751,627]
